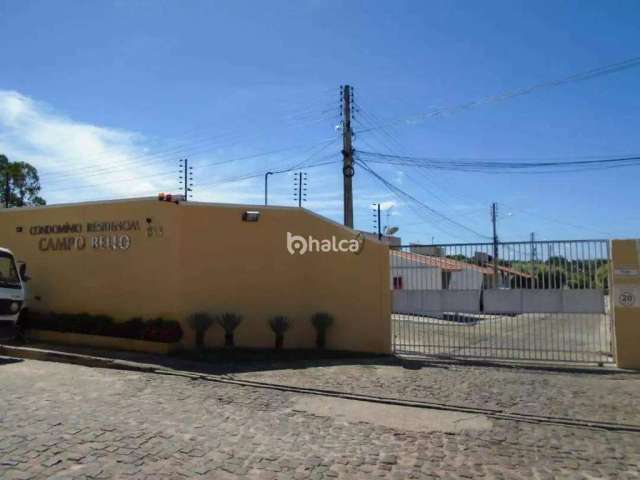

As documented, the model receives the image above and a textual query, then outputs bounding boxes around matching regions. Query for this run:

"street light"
[264,171,273,206]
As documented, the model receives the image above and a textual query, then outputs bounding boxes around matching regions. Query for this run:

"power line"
[42,137,339,194]
[348,98,492,238]
[352,100,406,153]
[352,99,493,235]
[41,114,339,185]
[357,150,640,173]
[191,156,337,190]
[355,157,490,240]
[274,137,338,173]
[500,203,611,237]
[44,156,338,204]
[162,138,340,191]
[37,95,341,183]
[43,169,178,194]
[355,56,640,135]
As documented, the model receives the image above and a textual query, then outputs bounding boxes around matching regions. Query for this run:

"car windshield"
[0,252,21,288]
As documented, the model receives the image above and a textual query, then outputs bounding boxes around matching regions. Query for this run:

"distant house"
[390,249,530,291]
[389,248,608,317]
[390,249,533,316]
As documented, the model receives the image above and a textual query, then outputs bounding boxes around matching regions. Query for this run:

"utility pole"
[178,159,193,201]
[530,232,536,263]
[341,85,354,228]
[264,171,273,205]
[491,202,499,287]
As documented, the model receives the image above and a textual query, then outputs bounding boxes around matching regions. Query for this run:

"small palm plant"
[311,312,334,349]
[217,312,243,347]
[268,315,291,350]
[188,312,215,350]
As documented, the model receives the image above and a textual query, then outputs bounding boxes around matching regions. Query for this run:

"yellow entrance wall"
[611,239,640,369]
[0,198,391,353]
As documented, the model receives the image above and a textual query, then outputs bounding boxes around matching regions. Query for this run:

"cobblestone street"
[232,359,640,425]
[1,357,639,479]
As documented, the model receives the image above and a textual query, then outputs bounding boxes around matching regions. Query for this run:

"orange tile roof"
[390,250,532,278]
[390,250,494,274]
[491,264,533,278]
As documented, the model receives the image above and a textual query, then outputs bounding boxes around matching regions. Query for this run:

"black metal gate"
[391,239,614,364]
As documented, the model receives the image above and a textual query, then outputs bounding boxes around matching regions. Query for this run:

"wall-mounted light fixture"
[16,226,23,233]
[242,210,261,222]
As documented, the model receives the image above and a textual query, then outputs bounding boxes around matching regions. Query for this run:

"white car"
[0,247,28,340]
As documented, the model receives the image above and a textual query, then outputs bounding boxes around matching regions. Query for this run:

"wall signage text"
[30,220,139,253]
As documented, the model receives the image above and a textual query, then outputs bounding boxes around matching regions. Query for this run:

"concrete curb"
[0,344,159,373]
[3,342,636,376]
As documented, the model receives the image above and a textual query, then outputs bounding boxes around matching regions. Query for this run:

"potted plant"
[268,315,290,350]
[188,312,215,350]
[311,312,334,349]
[216,312,243,347]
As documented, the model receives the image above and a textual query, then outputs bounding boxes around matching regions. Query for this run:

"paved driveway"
[1,357,639,479]
[392,312,613,363]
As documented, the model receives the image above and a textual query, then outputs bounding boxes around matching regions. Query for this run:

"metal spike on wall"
[178,158,194,201]
[293,171,308,207]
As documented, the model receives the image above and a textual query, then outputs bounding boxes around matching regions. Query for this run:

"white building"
[390,250,533,316]
[389,249,605,316]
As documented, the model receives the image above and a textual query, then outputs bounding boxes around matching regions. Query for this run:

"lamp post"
[264,171,273,206]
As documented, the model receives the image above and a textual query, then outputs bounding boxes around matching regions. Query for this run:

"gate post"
[611,239,640,369]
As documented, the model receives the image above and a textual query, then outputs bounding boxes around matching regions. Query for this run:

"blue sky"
[0,0,639,243]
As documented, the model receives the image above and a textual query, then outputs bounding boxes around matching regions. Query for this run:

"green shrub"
[216,312,243,347]
[21,311,183,343]
[310,312,334,349]
[117,317,146,339]
[188,312,215,349]
[143,317,183,343]
[268,315,290,350]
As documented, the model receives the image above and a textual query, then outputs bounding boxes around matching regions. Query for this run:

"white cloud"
[0,91,388,220]
[0,90,175,204]
[0,90,348,210]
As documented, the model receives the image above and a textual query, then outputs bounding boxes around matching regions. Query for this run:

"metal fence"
[391,239,614,364]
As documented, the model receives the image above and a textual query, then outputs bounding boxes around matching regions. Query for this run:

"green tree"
[535,265,568,289]
[0,154,46,207]
[596,263,610,291]
[546,255,568,266]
